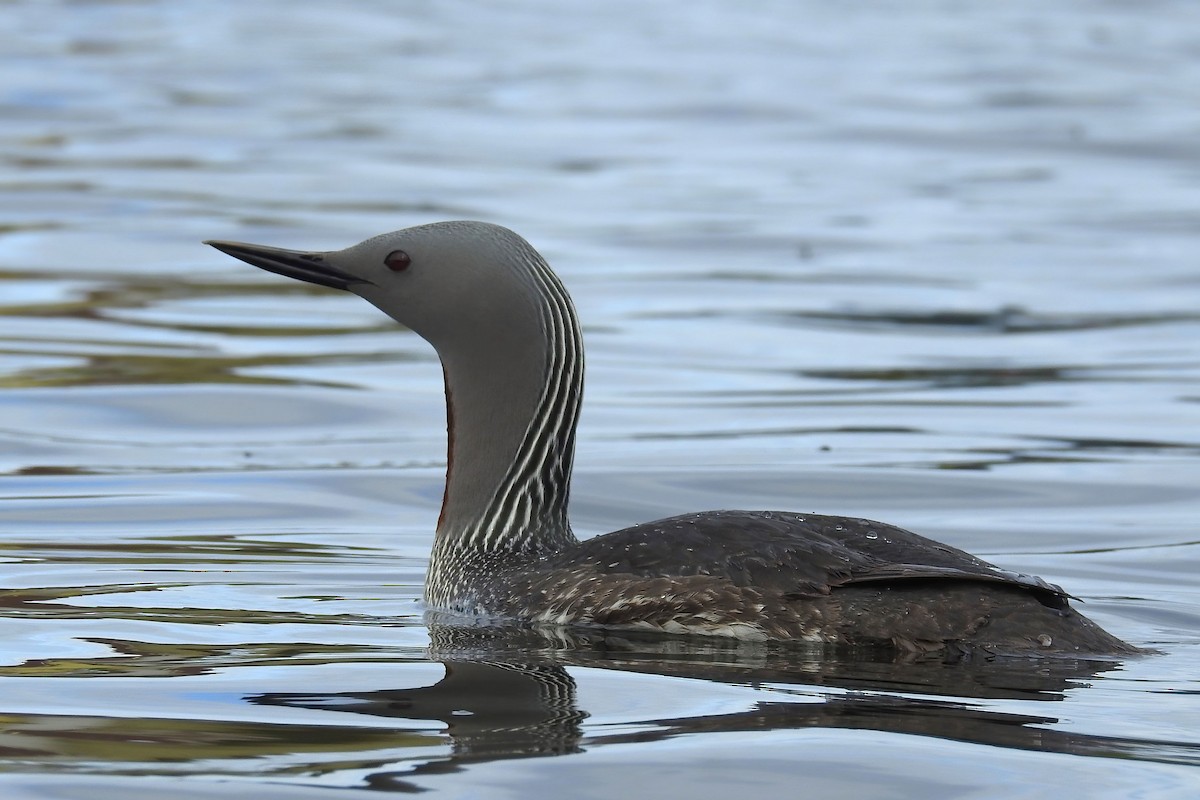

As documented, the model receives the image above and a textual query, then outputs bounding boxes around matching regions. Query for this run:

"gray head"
[207,221,558,357]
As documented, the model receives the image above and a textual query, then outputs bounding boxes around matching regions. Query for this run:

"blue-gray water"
[2,1,1199,798]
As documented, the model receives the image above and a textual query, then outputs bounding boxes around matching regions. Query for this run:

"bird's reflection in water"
[249,622,1140,792]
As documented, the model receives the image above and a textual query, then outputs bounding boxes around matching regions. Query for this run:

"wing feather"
[549,510,1068,607]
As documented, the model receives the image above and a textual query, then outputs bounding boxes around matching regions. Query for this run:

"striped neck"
[425,245,583,607]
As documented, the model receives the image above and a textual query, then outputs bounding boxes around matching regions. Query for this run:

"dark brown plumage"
[494,511,1136,655]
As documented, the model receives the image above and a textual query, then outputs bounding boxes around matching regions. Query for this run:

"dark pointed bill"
[205,240,368,290]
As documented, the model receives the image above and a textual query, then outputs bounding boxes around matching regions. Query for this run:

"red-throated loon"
[208,221,1137,656]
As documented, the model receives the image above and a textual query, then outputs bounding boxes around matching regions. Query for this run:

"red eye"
[385,250,411,271]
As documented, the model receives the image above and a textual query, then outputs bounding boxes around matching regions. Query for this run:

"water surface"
[2,1,1199,797]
